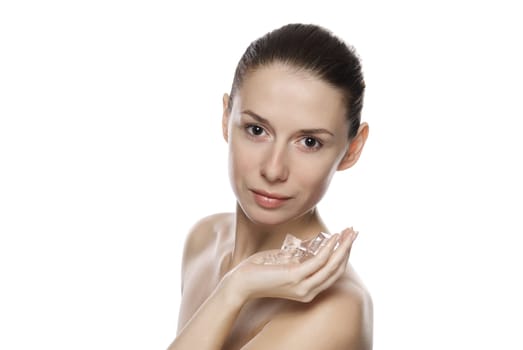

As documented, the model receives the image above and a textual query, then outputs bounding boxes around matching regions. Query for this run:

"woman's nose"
[260,144,289,183]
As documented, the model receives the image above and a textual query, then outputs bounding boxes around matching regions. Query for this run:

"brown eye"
[247,125,265,136]
[299,136,323,151]
[304,137,317,148]
[252,126,264,135]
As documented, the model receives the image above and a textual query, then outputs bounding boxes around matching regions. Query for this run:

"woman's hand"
[224,228,358,304]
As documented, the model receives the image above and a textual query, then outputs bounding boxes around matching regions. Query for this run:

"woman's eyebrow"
[241,109,334,136]
[298,128,334,136]
[241,110,270,125]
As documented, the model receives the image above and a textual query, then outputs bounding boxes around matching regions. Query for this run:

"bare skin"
[168,63,372,349]
[175,211,373,350]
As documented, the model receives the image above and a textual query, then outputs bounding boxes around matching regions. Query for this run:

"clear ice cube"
[304,231,333,255]
[262,231,336,264]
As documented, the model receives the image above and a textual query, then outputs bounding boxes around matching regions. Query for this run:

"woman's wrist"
[219,269,250,309]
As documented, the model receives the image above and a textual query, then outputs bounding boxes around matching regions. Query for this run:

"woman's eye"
[301,137,323,150]
[246,125,265,136]
[304,137,317,147]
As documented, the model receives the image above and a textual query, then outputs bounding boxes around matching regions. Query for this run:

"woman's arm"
[241,281,373,350]
[168,274,244,350]
[167,229,358,350]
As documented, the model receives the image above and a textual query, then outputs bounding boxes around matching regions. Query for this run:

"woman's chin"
[239,206,290,227]
[247,213,288,227]
[241,205,311,228]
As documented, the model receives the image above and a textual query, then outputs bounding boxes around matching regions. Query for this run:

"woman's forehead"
[235,64,347,129]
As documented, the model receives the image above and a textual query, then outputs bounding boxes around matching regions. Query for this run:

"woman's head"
[222,24,369,226]
[228,23,365,140]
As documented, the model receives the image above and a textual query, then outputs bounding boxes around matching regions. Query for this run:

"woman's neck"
[229,204,328,267]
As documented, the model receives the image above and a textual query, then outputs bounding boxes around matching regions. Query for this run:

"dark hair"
[229,23,365,139]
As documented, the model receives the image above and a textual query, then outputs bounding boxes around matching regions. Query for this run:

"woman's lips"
[251,190,291,209]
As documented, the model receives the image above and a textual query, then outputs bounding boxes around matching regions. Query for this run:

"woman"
[169,23,372,349]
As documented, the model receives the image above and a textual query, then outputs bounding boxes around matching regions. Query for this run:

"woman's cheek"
[229,141,259,182]
[294,156,336,195]
[237,142,257,168]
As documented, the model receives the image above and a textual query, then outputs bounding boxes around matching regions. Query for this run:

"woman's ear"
[222,94,230,142]
[337,122,370,171]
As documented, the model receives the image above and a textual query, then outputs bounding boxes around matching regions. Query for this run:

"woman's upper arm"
[179,214,218,293]
[241,288,373,350]
[179,212,230,293]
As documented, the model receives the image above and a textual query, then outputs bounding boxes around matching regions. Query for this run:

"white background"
[1,1,522,349]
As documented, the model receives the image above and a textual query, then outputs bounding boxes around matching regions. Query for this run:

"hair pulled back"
[229,23,365,139]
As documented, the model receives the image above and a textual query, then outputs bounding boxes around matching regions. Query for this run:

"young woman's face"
[223,63,353,226]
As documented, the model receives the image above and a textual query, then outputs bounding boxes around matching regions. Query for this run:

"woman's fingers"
[297,228,357,277]
[293,233,340,279]
[299,228,358,294]
[236,228,358,302]
[308,260,348,298]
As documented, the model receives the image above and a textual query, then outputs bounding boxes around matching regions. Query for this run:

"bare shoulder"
[180,213,233,285]
[243,267,373,350]
[311,269,373,348]
[182,213,232,256]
